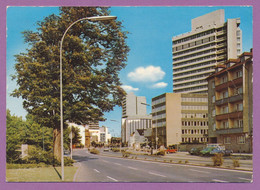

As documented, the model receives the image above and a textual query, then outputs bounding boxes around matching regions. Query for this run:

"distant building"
[172,9,242,93]
[152,93,208,147]
[129,129,146,149]
[206,51,253,153]
[100,126,111,144]
[121,92,152,144]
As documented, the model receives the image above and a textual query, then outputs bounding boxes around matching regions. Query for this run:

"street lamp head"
[88,16,117,21]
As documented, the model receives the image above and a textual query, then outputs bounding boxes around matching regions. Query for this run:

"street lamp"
[60,15,117,181]
[110,119,122,152]
[141,103,158,150]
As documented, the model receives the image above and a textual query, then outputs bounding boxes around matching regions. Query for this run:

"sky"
[6,6,253,137]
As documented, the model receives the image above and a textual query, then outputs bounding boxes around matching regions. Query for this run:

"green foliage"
[111,148,120,152]
[212,153,224,166]
[64,125,82,150]
[122,152,130,158]
[6,163,48,169]
[6,110,53,163]
[25,146,54,165]
[11,7,129,160]
[89,148,100,154]
[64,157,74,166]
[232,159,240,167]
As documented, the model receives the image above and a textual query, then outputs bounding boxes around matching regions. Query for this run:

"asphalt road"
[72,149,253,183]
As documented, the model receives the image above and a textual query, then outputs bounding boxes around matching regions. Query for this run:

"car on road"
[200,147,216,156]
[103,148,110,152]
[165,145,177,154]
[189,147,203,155]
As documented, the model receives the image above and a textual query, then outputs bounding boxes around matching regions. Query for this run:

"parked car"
[200,147,216,156]
[210,148,233,156]
[165,145,177,154]
[189,147,203,155]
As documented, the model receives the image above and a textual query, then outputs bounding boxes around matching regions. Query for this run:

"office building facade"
[172,9,242,93]
[151,93,208,147]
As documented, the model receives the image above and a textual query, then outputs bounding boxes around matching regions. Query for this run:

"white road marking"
[102,160,109,163]
[107,176,118,182]
[73,163,82,182]
[114,163,122,166]
[212,179,229,183]
[148,172,166,178]
[94,169,100,173]
[238,177,252,181]
[189,169,210,174]
[127,166,138,170]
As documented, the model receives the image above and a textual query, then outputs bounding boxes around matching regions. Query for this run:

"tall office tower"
[122,92,147,117]
[121,92,152,144]
[172,9,242,93]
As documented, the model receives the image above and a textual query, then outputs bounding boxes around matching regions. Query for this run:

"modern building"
[121,92,152,144]
[100,126,112,144]
[206,51,252,153]
[172,9,242,93]
[151,93,208,147]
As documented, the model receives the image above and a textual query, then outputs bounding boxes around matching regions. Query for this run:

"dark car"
[189,147,203,155]
[210,148,233,156]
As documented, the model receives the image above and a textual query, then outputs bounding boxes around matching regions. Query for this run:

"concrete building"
[121,92,152,144]
[206,51,253,153]
[152,93,208,147]
[172,9,242,93]
[100,126,112,144]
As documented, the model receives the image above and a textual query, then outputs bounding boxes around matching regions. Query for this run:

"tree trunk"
[53,128,61,162]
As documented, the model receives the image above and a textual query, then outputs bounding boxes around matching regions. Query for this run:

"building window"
[236,120,243,128]
[212,81,215,88]
[212,109,216,117]
[222,91,228,99]
[213,123,216,131]
[212,95,215,103]
[222,121,229,129]
[221,76,228,84]
[237,136,245,144]
[235,87,243,95]
[224,136,231,144]
[236,70,243,78]
[222,106,229,114]
[236,103,243,111]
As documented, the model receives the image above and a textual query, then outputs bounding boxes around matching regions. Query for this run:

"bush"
[89,148,100,154]
[23,146,55,165]
[232,159,240,167]
[155,150,165,156]
[212,153,223,166]
[111,148,120,152]
[185,160,189,164]
[64,157,74,166]
[122,152,130,158]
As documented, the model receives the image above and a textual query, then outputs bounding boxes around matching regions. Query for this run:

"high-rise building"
[172,9,242,93]
[151,93,208,147]
[207,51,253,153]
[121,92,152,144]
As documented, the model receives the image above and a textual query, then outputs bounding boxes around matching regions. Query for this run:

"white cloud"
[127,66,165,82]
[121,85,139,92]
[151,82,168,88]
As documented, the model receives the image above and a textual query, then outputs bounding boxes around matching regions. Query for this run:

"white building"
[100,126,112,144]
[121,92,152,144]
[172,9,242,93]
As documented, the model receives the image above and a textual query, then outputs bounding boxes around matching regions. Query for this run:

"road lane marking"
[212,179,229,183]
[107,176,118,182]
[114,163,122,166]
[238,177,252,181]
[73,163,82,182]
[94,169,100,173]
[128,166,138,170]
[148,172,166,178]
[189,169,210,174]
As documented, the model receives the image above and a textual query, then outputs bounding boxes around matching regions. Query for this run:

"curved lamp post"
[60,15,117,181]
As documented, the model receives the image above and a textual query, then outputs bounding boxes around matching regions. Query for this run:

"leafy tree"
[6,110,53,163]
[11,7,129,161]
[64,125,82,150]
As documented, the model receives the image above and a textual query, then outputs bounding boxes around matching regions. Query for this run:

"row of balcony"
[215,111,243,120]
[215,77,243,91]
[215,94,243,105]
[215,127,243,135]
